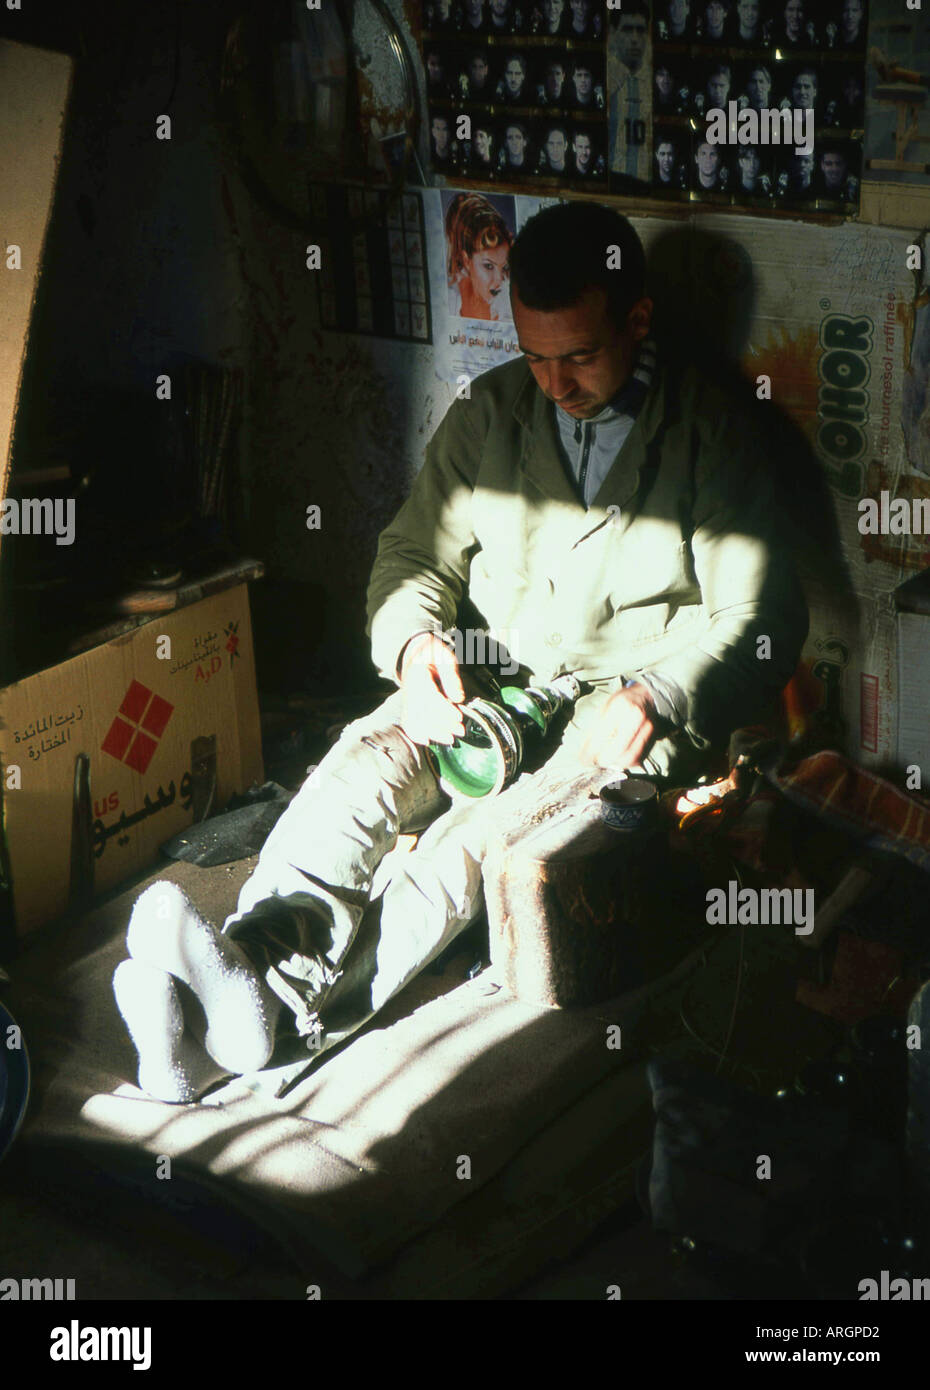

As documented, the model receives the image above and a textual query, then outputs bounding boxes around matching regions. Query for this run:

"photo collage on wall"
[646,0,868,212]
[311,184,432,343]
[422,0,609,190]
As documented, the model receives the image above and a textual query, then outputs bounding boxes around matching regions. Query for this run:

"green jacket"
[366,355,808,766]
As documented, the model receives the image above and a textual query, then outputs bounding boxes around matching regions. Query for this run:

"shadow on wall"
[646,224,859,631]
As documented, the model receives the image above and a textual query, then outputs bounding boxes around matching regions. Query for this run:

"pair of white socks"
[113,882,282,1103]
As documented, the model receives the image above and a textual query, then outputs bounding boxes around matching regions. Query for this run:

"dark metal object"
[68,752,94,914]
[189,735,217,823]
[0,999,30,1166]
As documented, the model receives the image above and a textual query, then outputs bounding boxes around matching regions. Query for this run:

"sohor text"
[704,104,814,157]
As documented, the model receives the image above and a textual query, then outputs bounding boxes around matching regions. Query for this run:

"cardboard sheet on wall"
[0,39,73,541]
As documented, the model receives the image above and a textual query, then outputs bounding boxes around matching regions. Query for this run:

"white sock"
[126,881,281,1074]
[113,959,220,1103]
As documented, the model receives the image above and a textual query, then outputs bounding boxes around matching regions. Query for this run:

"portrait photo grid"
[422,0,610,191]
[421,0,868,214]
[647,0,868,211]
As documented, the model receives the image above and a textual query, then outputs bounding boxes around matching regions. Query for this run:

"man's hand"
[579,682,657,770]
[399,633,467,746]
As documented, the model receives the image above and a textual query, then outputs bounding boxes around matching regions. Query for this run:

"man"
[462,0,486,28]
[426,0,457,30]
[533,0,568,33]
[471,122,496,169]
[765,0,813,48]
[694,62,731,115]
[658,0,692,40]
[498,53,529,103]
[744,64,773,113]
[612,3,648,73]
[114,205,808,1101]
[693,138,727,190]
[653,134,681,187]
[816,145,857,201]
[488,0,524,32]
[654,136,680,185]
[538,59,567,105]
[609,1,651,182]
[569,0,602,39]
[734,0,760,43]
[736,145,771,194]
[426,49,453,99]
[571,129,605,176]
[783,67,818,116]
[465,50,492,100]
[836,0,864,49]
[778,149,814,196]
[697,0,729,41]
[430,114,457,169]
[570,60,604,111]
[500,120,530,169]
[540,126,569,173]
[654,64,689,115]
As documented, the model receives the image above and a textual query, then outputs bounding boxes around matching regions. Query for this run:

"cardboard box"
[0,39,73,518]
[0,583,263,936]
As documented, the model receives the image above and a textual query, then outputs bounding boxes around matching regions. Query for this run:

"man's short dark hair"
[508,202,645,325]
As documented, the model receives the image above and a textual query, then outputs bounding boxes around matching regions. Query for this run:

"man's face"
[505,59,525,93]
[792,72,816,107]
[841,0,862,37]
[546,130,567,168]
[513,285,651,419]
[842,74,862,104]
[574,133,592,168]
[784,0,803,35]
[656,141,675,179]
[437,0,452,17]
[573,66,593,100]
[736,0,758,32]
[427,53,442,82]
[747,68,771,106]
[570,0,591,27]
[707,71,730,105]
[469,55,489,86]
[432,118,449,152]
[668,0,690,30]
[466,245,510,308]
[475,128,492,160]
[790,152,813,185]
[705,0,726,36]
[738,148,760,184]
[617,16,647,71]
[543,0,564,31]
[696,141,720,180]
[506,125,526,160]
[821,152,846,187]
[491,0,509,16]
[465,0,483,17]
[655,66,674,99]
[546,63,565,96]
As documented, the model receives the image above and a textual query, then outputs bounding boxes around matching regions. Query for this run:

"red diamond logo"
[102,682,174,772]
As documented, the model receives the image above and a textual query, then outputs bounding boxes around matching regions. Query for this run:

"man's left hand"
[579,682,657,769]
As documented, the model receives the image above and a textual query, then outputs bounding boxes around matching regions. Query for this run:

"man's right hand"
[399,633,467,746]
